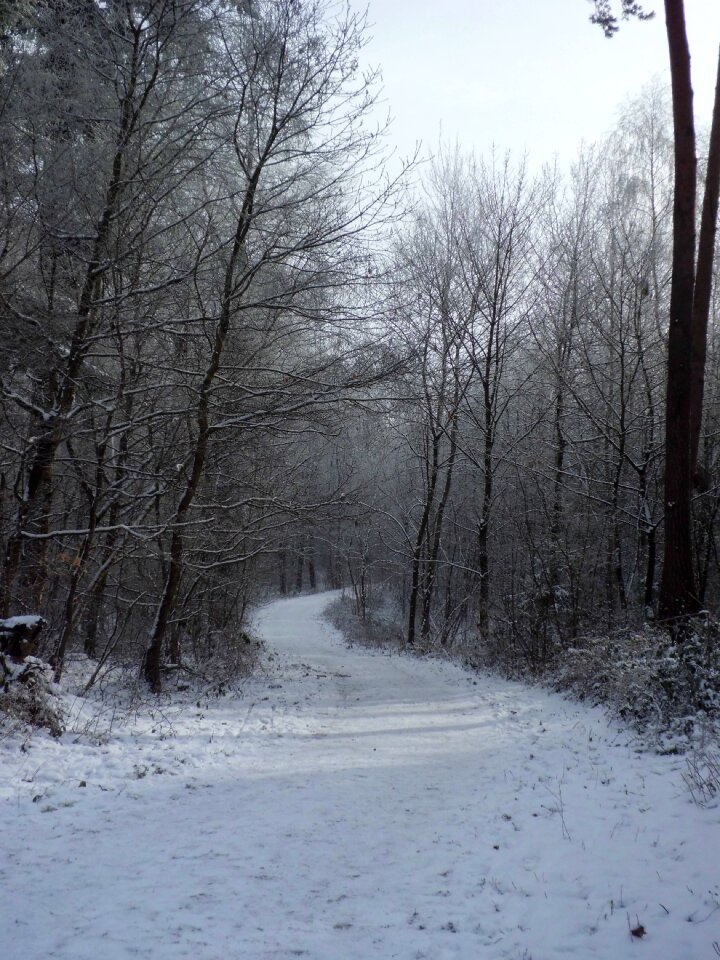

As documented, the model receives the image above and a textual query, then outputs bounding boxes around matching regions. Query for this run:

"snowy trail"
[2,592,719,959]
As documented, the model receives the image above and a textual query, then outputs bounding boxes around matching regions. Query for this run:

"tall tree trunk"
[407,433,440,646]
[420,389,459,641]
[689,45,720,484]
[279,549,287,596]
[295,550,304,593]
[144,144,268,691]
[477,516,490,640]
[307,543,316,591]
[477,378,494,640]
[659,0,701,621]
[144,422,211,692]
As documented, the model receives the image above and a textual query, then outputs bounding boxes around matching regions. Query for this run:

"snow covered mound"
[1,591,719,960]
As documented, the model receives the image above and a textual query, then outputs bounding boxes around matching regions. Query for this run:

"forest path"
[2,591,718,960]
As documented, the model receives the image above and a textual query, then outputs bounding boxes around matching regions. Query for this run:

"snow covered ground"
[1,591,719,959]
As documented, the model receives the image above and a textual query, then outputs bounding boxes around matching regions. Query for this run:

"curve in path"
[1,591,716,960]
[245,593,717,960]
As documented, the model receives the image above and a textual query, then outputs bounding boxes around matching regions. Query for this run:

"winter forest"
[2,2,720,958]
[1,0,719,693]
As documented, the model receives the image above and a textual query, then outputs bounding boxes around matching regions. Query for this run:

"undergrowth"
[324,594,405,652]
[0,655,64,738]
[554,621,720,746]
[1,627,263,743]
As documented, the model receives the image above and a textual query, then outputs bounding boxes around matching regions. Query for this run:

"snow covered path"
[2,592,719,959]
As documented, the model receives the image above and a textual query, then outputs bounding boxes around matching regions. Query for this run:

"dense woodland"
[1,0,719,700]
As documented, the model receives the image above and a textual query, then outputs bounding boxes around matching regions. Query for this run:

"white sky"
[359,0,720,166]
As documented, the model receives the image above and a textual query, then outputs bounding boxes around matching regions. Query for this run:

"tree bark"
[658,0,701,621]
[689,44,720,484]
[420,378,460,641]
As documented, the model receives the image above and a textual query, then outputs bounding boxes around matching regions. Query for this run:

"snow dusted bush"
[0,654,64,737]
[555,619,720,742]
[324,594,404,651]
[171,627,264,696]
[0,615,64,736]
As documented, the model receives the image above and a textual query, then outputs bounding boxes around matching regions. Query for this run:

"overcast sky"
[359,0,720,166]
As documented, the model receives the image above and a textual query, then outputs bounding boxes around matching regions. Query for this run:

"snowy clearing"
[2,591,719,960]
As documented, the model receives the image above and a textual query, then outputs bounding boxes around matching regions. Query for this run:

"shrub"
[0,654,64,737]
[554,619,720,741]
